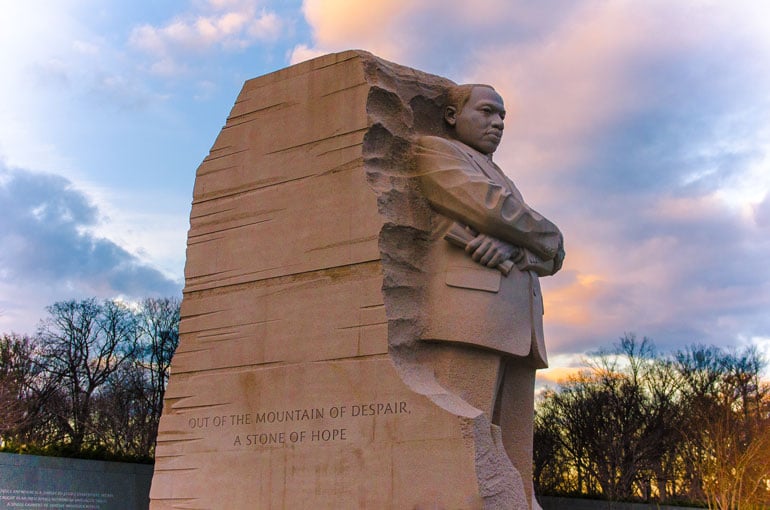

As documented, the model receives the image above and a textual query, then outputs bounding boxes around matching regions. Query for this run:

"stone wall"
[539,496,704,510]
[0,452,152,510]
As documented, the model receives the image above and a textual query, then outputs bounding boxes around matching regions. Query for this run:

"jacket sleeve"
[415,135,562,261]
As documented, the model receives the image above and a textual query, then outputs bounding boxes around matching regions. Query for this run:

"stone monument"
[150,50,564,509]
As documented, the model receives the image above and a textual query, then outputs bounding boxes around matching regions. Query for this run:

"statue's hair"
[445,84,496,115]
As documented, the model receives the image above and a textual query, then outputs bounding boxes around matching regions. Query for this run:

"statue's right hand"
[466,234,518,268]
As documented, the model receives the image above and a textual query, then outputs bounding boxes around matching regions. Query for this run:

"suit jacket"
[414,135,563,367]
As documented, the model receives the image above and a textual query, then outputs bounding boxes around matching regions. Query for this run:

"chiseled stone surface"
[151,50,528,509]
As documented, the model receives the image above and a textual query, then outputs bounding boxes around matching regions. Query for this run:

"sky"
[1,0,769,383]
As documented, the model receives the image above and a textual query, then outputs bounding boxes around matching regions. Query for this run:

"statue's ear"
[444,106,457,127]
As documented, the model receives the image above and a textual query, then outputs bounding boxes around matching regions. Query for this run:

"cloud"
[543,191,770,353]
[248,10,282,39]
[0,162,181,333]
[0,1,85,172]
[756,194,770,228]
[291,0,582,69]
[130,0,283,75]
[295,0,770,361]
[0,0,171,177]
[295,0,410,62]
[445,2,770,358]
[288,44,326,65]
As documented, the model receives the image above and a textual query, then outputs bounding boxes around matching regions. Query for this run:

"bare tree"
[2,295,180,461]
[0,334,37,443]
[677,346,770,510]
[36,298,138,451]
[536,338,770,508]
[93,361,153,458]
[536,335,682,501]
[92,297,180,458]
[135,297,180,454]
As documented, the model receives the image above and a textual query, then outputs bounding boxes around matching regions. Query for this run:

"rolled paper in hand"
[443,222,514,276]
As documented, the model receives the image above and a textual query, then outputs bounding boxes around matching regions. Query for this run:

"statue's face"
[446,86,506,155]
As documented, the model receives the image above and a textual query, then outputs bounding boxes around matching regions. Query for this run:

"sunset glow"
[1,1,769,379]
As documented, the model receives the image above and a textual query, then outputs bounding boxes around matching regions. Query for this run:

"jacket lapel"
[462,146,522,200]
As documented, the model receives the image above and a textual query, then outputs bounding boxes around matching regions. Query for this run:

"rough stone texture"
[151,50,529,509]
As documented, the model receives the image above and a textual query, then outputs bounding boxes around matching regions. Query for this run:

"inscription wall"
[0,453,152,510]
[0,489,114,509]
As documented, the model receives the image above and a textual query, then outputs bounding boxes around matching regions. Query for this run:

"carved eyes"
[480,106,505,119]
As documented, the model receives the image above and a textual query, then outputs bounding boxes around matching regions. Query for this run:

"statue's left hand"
[466,233,518,268]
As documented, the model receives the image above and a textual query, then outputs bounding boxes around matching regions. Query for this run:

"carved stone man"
[415,84,565,509]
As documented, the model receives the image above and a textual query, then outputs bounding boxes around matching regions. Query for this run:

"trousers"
[418,343,538,509]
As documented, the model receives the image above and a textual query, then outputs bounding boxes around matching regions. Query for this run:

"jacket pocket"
[445,266,501,293]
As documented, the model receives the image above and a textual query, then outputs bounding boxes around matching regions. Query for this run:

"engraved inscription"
[0,489,115,509]
[186,400,411,449]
